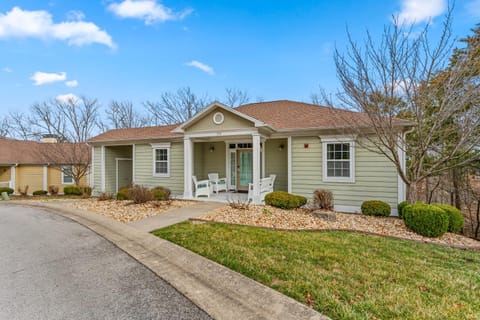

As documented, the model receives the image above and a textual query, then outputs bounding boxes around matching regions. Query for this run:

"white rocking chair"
[208,173,227,194]
[192,175,210,198]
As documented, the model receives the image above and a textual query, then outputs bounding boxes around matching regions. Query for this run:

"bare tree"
[0,116,10,138]
[332,10,480,202]
[224,88,250,107]
[102,100,150,129]
[8,112,35,140]
[144,87,209,125]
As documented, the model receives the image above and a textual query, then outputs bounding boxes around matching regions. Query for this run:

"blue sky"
[0,0,479,113]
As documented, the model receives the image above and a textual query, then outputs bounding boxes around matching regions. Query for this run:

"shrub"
[313,189,334,210]
[32,190,48,196]
[64,185,82,195]
[228,198,251,210]
[98,192,114,201]
[0,187,14,195]
[116,187,130,200]
[48,185,59,195]
[432,204,464,234]
[128,184,152,204]
[18,185,29,196]
[264,191,307,210]
[81,186,92,196]
[403,203,449,238]
[151,186,171,201]
[361,200,391,217]
[397,201,408,219]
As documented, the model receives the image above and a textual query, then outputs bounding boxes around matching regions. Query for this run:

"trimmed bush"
[64,185,82,195]
[128,185,152,204]
[403,203,449,238]
[48,185,59,196]
[116,187,130,200]
[361,200,391,217]
[397,201,408,219]
[81,186,92,196]
[151,186,171,201]
[0,187,14,195]
[32,190,48,196]
[264,191,307,210]
[313,189,334,210]
[432,204,464,234]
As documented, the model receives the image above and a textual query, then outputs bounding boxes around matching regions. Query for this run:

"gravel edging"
[189,218,480,251]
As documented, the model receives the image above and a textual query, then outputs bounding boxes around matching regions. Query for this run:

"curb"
[2,201,329,320]
[189,218,480,251]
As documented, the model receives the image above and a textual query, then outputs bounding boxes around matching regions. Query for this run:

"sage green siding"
[192,142,226,180]
[105,146,132,193]
[291,136,398,212]
[134,142,184,195]
[265,138,287,191]
[93,146,102,192]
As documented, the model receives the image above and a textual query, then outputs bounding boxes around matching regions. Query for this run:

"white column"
[397,133,407,203]
[183,137,194,199]
[10,165,16,190]
[43,165,48,191]
[132,144,136,183]
[101,145,106,192]
[261,138,266,178]
[90,147,95,187]
[287,136,292,193]
[252,133,261,204]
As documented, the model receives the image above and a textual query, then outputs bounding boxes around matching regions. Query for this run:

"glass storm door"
[237,150,252,191]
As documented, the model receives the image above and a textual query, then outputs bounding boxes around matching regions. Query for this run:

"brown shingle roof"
[235,100,373,130]
[0,138,89,165]
[88,124,180,143]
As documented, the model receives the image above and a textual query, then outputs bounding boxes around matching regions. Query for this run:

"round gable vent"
[213,112,224,125]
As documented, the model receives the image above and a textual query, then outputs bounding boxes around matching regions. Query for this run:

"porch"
[0,166,14,189]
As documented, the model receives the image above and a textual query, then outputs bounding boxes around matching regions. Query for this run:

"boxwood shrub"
[116,187,130,200]
[264,191,307,209]
[403,203,449,237]
[397,201,408,219]
[361,200,391,217]
[0,187,14,195]
[432,204,464,234]
[151,186,171,201]
[64,185,82,195]
[33,190,48,196]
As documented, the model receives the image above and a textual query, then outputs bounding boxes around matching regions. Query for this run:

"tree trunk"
[407,182,418,203]
[452,168,462,210]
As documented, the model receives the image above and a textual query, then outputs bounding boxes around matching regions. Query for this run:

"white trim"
[152,146,170,178]
[61,165,74,185]
[173,101,268,133]
[101,145,105,192]
[116,158,132,193]
[252,133,261,204]
[10,165,16,190]
[184,129,258,139]
[132,144,136,183]
[91,147,95,187]
[287,136,292,193]
[261,138,266,178]
[213,112,225,125]
[43,165,48,191]
[150,142,171,149]
[397,133,407,203]
[183,137,193,199]
[319,135,357,143]
[320,136,356,183]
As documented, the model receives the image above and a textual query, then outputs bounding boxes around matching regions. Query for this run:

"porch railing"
[0,181,12,188]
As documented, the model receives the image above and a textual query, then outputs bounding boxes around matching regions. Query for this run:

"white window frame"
[151,143,171,178]
[320,136,355,183]
[62,165,74,185]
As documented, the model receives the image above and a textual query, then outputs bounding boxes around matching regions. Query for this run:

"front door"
[236,150,252,191]
[117,159,132,192]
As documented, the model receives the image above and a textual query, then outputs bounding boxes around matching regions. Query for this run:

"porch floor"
[179,191,249,203]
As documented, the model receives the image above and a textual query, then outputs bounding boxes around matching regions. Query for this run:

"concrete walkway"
[2,201,329,320]
[127,201,225,232]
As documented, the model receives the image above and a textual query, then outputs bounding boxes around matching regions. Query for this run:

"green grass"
[153,222,480,320]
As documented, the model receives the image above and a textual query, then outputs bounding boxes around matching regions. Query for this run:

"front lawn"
[153,222,480,320]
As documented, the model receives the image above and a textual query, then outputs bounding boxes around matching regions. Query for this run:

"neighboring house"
[0,137,90,194]
[89,100,410,215]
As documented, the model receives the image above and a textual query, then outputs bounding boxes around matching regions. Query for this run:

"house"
[88,100,410,215]
[0,137,90,194]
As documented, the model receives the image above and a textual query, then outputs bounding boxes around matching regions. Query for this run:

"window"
[151,143,171,177]
[321,137,355,183]
[62,165,74,184]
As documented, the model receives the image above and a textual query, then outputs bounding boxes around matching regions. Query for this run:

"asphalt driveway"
[0,205,211,320]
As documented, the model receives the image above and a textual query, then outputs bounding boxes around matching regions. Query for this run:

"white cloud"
[466,0,480,17]
[396,0,446,25]
[2,67,12,73]
[65,79,78,87]
[185,60,214,75]
[31,71,66,86]
[108,0,192,25]
[66,10,85,22]
[0,6,115,48]
[55,93,79,103]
